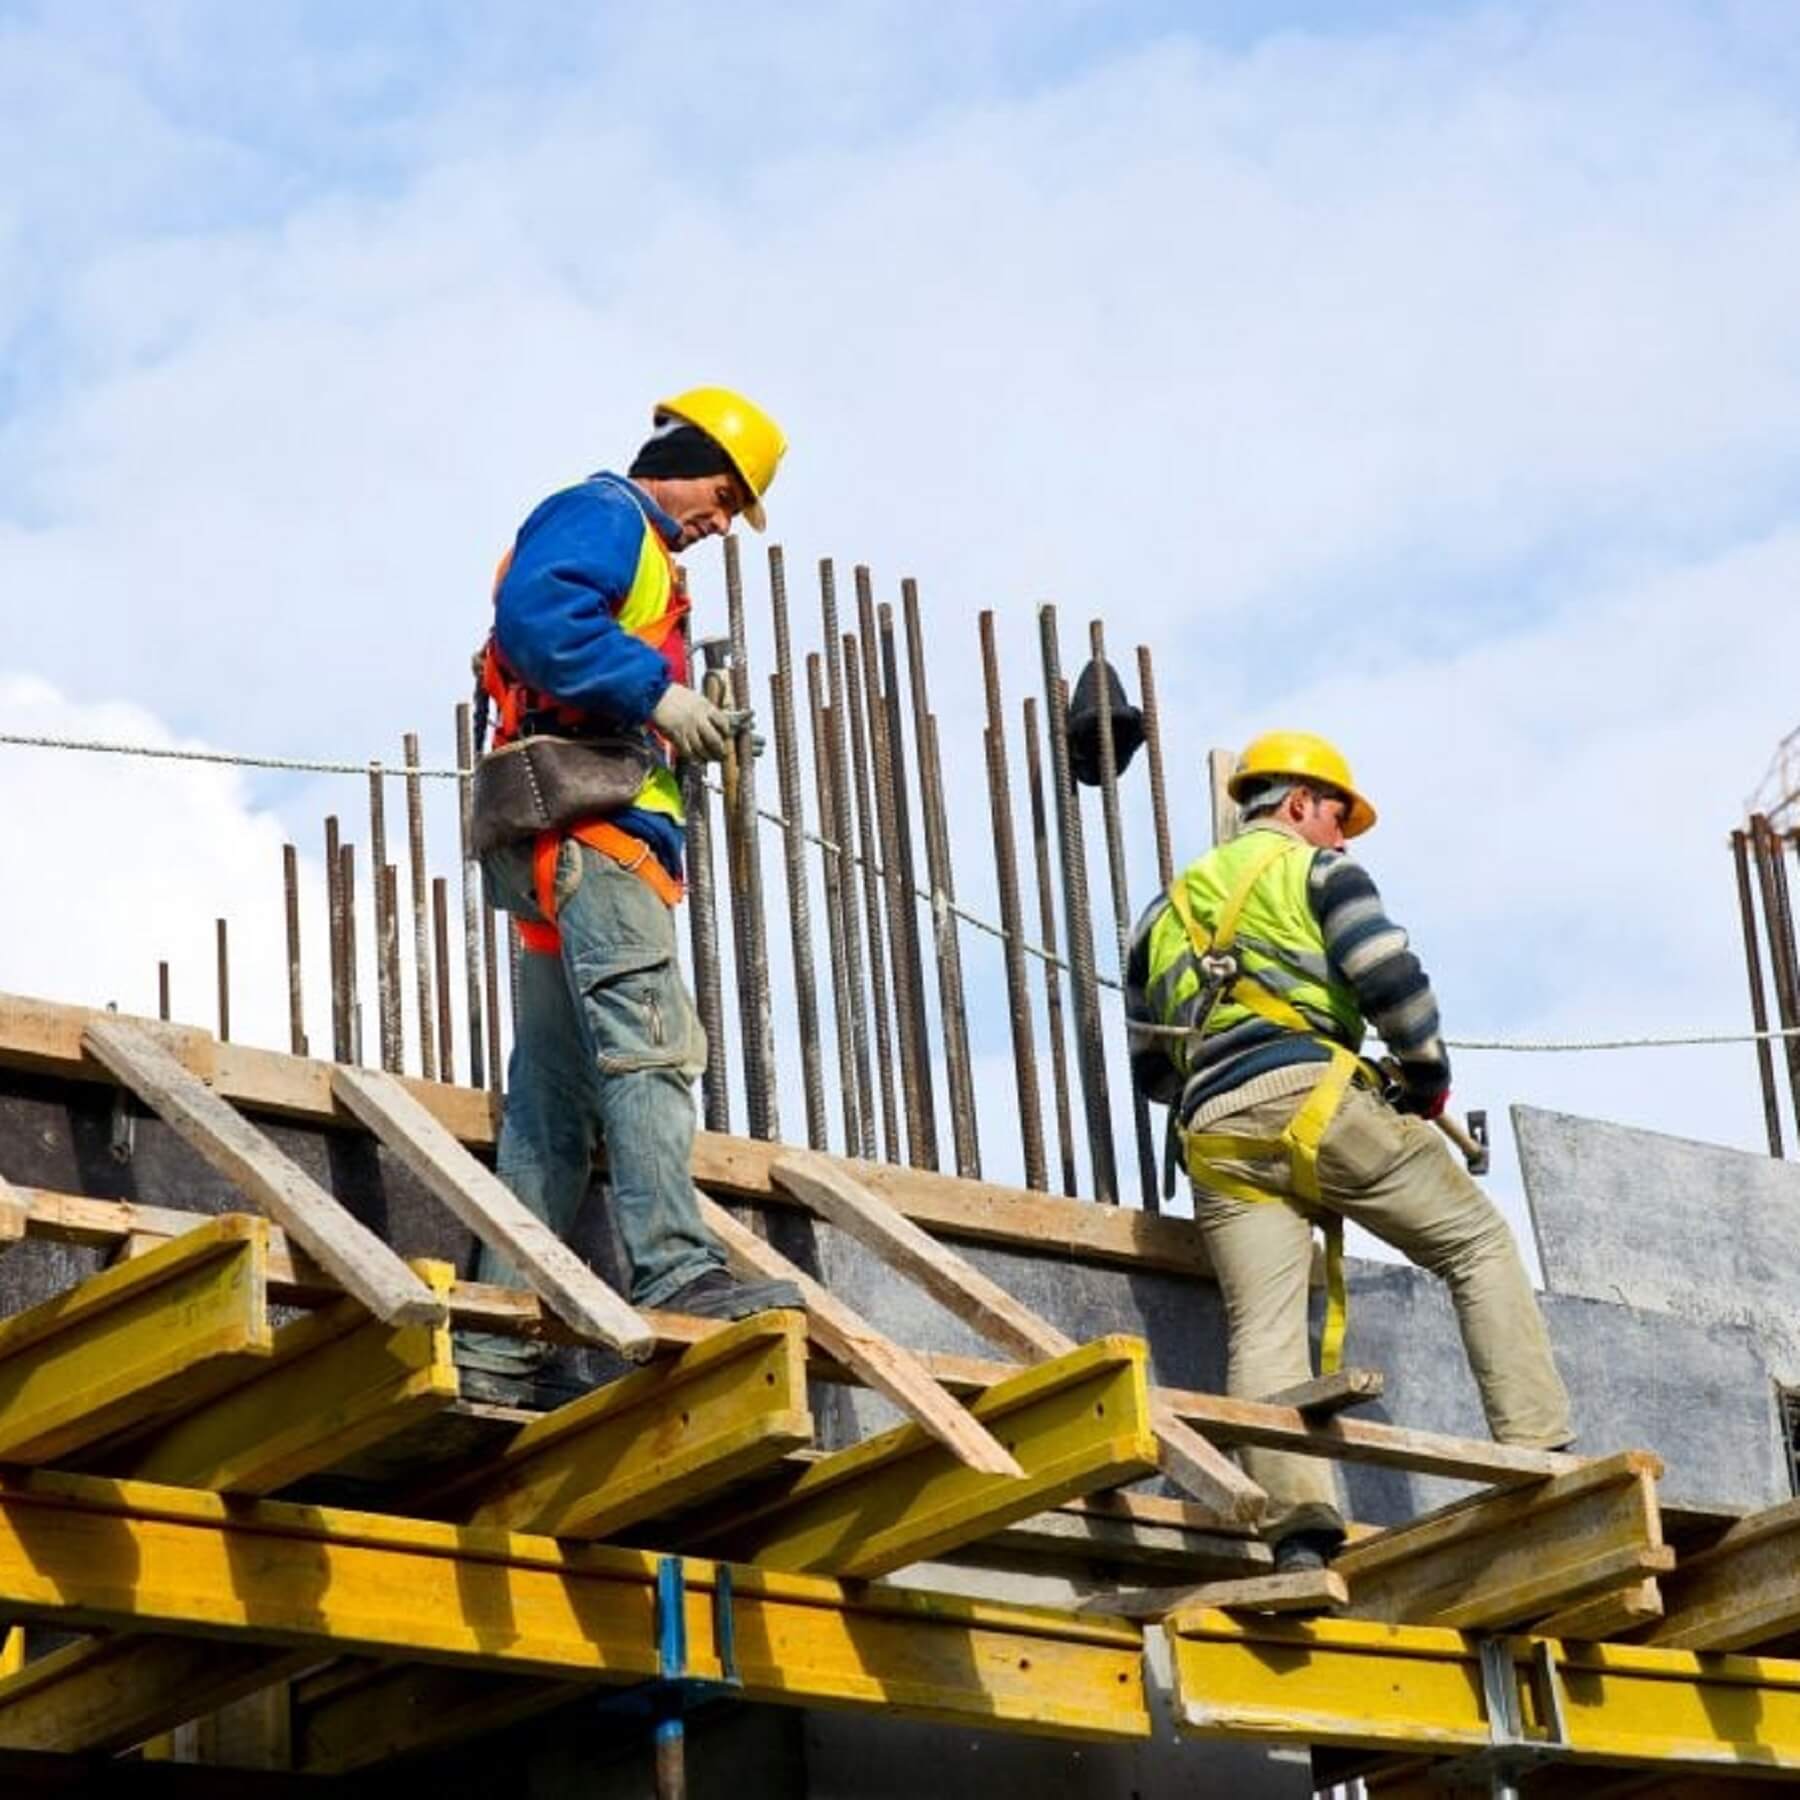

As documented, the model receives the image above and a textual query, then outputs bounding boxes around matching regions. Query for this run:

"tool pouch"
[470,735,654,856]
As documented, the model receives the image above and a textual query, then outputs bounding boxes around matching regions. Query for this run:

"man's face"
[651,473,745,548]
[1290,785,1352,851]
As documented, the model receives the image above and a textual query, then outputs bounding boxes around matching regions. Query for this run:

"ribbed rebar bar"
[1731,830,1783,1157]
[1753,814,1800,1129]
[433,875,454,1083]
[809,651,863,1156]
[1136,645,1176,892]
[367,765,401,1072]
[687,638,732,1134]
[483,902,503,1094]
[339,843,362,1065]
[1039,606,1116,1204]
[283,843,306,1057]
[767,546,828,1149]
[215,918,230,1044]
[454,703,487,1091]
[403,733,437,1081]
[325,814,347,1062]
[157,961,171,1024]
[1023,698,1079,1197]
[844,631,900,1161]
[978,611,1046,1191]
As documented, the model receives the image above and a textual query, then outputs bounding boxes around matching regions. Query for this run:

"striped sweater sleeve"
[1308,850,1451,1113]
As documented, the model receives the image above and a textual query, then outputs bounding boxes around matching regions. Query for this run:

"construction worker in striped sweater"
[1126,731,1571,1570]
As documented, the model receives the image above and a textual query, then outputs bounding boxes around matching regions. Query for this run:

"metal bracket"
[590,1554,743,1729]
[1432,1638,1571,1796]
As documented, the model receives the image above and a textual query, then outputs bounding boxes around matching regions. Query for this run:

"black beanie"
[629,422,738,483]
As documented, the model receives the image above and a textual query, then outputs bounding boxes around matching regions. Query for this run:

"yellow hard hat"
[1228,730,1377,838]
[654,387,787,531]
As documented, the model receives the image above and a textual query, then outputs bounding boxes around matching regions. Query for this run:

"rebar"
[368,764,402,1072]
[1136,644,1176,891]
[483,902,503,1094]
[1090,623,1159,1211]
[978,612,1047,1191]
[809,651,862,1156]
[215,918,230,1044]
[404,733,437,1082]
[877,601,939,1168]
[1024,698,1079,1196]
[766,546,828,1149]
[433,876,455,1083]
[325,815,347,1062]
[723,539,779,1140]
[1039,607,1116,1203]
[454,702,487,1090]
[857,570,928,1166]
[844,631,900,1161]
[902,578,980,1177]
[820,563,876,1158]
[1731,829,1784,1157]
[158,960,171,1024]
[339,843,362,1065]
[687,636,731,1134]
[1752,814,1800,1129]
[282,843,306,1056]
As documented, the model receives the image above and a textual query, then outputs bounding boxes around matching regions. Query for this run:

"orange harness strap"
[519,822,684,955]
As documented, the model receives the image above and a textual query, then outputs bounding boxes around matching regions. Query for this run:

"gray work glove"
[651,683,731,762]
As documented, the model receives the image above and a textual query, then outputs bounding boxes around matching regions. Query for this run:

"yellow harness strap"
[1168,837,1359,1375]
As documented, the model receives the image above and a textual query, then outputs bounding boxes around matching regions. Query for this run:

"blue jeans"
[458,837,724,1377]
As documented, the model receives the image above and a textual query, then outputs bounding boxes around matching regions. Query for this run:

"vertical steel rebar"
[844,632,901,1161]
[158,961,171,1023]
[368,765,402,1072]
[877,601,939,1167]
[433,876,455,1082]
[403,733,437,1082]
[325,815,346,1061]
[1136,645,1176,892]
[339,843,362,1065]
[455,703,487,1091]
[1754,815,1800,1126]
[483,903,503,1094]
[282,843,306,1057]
[381,865,402,1067]
[215,919,230,1044]
[766,546,828,1149]
[1039,606,1117,1204]
[820,562,877,1159]
[686,636,731,1135]
[809,652,863,1155]
[1024,698,1080,1197]
[1731,829,1784,1157]
[978,612,1047,1191]
[723,539,779,1140]
[902,578,980,1177]
[857,571,928,1165]
[1089,623,1160,1212]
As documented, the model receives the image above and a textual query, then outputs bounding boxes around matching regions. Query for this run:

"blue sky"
[3,0,1800,1242]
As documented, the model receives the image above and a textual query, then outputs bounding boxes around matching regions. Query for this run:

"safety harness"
[1165,832,1372,1375]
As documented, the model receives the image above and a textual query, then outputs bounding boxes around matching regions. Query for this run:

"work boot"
[1272,1529,1345,1575]
[661,1267,806,1321]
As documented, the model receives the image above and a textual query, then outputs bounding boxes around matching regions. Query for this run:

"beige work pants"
[1190,1071,1572,1542]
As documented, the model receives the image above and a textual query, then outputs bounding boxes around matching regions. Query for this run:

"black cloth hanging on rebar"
[1065,655,1145,787]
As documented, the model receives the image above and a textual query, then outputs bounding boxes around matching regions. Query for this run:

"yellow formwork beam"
[117,1259,458,1494]
[430,1311,813,1539]
[1167,1608,1800,1777]
[689,1335,1158,1578]
[0,1213,272,1464]
[0,1469,1149,1743]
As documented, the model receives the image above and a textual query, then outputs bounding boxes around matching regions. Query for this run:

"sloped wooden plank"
[1092,1569,1346,1620]
[81,1018,441,1327]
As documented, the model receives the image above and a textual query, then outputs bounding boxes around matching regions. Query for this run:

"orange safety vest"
[478,490,689,954]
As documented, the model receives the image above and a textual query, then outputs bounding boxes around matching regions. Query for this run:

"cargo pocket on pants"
[580,949,691,1077]
[1315,1089,1407,1190]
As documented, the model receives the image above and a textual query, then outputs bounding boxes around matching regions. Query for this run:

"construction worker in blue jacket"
[457,388,801,1404]
[1127,731,1571,1570]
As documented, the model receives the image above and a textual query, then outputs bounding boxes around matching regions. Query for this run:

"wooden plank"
[1093,1569,1346,1620]
[1647,1496,1800,1651]
[686,1336,1160,1578]
[115,1260,459,1494]
[1537,1577,1664,1641]
[696,1193,1022,1478]
[0,1172,25,1248]
[0,991,1212,1279]
[771,1150,1264,1525]
[82,1019,443,1327]
[1337,1450,1671,1630]
[977,1510,1271,1579]
[423,1312,814,1539]
[330,1065,655,1360]
[1262,1368,1383,1416]
[0,1468,1152,1743]
[0,1213,274,1464]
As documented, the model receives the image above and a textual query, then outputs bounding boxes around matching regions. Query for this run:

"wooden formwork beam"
[0,1469,1151,1743]
[82,1018,442,1327]
[1336,1450,1670,1631]
[1087,1569,1347,1621]
[0,1213,272,1464]
[685,1335,1159,1578]
[1538,1578,1665,1642]
[771,1149,1265,1524]
[0,1173,25,1250]
[1645,1496,1800,1651]
[423,1312,814,1539]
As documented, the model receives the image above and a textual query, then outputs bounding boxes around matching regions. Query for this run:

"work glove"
[652,683,731,763]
